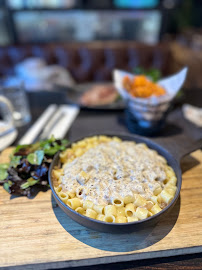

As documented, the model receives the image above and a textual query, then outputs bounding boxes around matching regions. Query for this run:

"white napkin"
[19,104,79,145]
[19,104,57,145]
[183,104,202,127]
[48,105,79,139]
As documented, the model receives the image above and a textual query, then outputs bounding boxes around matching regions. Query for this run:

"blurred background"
[0,0,201,88]
[0,0,201,45]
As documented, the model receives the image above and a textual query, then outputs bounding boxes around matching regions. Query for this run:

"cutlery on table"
[18,104,79,144]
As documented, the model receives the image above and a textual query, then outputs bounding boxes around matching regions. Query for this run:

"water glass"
[0,81,31,127]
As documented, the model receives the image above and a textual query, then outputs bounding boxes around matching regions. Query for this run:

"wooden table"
[0,90,202,270]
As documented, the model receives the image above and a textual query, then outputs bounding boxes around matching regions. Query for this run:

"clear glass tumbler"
[0,81,31,127]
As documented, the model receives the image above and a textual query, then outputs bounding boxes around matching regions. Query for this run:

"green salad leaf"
[3,182,11,193]
[0,165,9,181]
[21,178,39,189]
[14,144,29,154]
[10,156,22,168]
[39,136,55,147]
[44,139,68,156]
[27,178,39,186]
[133,67,161,82]
[20,182,29,189]
[27,150,44,165]
[0,163,9,170]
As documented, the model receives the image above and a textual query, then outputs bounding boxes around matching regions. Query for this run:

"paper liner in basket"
[113,67,188,121]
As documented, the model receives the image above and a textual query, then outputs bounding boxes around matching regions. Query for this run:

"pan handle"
[155,134,202,162]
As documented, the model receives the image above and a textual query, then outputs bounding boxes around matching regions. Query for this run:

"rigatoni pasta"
[125,203,136,217]
[52,135,177,223]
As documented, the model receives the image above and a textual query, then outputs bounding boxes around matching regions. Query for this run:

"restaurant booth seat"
[0,41,172,83]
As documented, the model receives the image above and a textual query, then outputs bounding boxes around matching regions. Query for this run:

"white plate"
[0,122,18,151]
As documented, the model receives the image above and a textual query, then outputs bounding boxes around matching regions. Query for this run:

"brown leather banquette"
[0,41,172,83]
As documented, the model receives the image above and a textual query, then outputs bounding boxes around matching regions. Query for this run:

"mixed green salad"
[0,136,68,197]
[133,67,162,82]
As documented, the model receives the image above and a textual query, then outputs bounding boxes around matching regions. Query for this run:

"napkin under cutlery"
[19,104,79,144]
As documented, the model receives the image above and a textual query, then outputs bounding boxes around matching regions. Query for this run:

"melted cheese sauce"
[61,141,167,205]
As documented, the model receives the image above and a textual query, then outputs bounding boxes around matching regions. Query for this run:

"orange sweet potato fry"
[133,75,148,87]
[122,75,166,98]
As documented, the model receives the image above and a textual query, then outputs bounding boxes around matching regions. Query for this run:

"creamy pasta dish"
[52,136,177,223]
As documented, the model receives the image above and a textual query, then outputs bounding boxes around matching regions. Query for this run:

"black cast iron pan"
[48,133,202,233]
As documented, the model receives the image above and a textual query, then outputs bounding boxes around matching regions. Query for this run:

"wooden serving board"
[0,150,202,270]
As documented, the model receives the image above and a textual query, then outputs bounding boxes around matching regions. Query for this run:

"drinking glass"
[0,80,31,127]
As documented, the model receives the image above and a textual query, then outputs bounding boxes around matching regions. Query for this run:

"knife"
[18,104,58,145]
